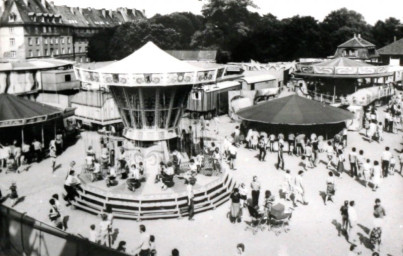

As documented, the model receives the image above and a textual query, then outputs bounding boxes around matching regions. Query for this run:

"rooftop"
[377,38,403,56]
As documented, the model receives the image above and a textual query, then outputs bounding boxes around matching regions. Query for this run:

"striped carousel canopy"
[0,94,69,127]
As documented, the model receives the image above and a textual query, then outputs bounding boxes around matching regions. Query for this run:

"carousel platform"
[72,166,235,220]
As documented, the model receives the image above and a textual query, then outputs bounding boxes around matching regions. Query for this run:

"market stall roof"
[236,94,354,125]
[0,94,69,127]
[97,41,206,74]
[0,58,74,72]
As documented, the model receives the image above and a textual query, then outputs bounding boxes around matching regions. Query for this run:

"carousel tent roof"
[0,94,64,127]
[236,94,354,125]
[313,57,373,68]
[97,41,206,74]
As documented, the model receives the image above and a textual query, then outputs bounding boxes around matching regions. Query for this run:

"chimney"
[358,34,361,38]
[101,8,106,18]
[118,7,129,22]
[108,9,113,18]
[78,7,82,15]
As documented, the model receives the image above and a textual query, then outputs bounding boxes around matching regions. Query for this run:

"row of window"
[28,47,72,57]
[27,36,72,46]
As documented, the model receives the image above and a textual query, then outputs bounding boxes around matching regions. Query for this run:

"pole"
[41,124,45,147]
[21,127,24,147]
[54,121,57,139]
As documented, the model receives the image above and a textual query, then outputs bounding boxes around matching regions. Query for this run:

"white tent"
[97,42,204,74]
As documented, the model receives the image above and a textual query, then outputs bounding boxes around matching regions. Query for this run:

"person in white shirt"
[228,144,237,170]
[325,141,334,169]
[362,159,372,187]
[98,214,111,246]
[135,225,150,256]
[106,167,117,187]
[381,147,392,177]
[347,201,358,244]
[88,224,97,243]
[32,139,42,162]
[294,171,308,206]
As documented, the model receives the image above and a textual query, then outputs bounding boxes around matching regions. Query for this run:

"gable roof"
[338,35,375,48]
[377,38,403,56]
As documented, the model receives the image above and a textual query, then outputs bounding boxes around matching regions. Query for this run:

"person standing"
[324,172,335,205]
[187,182,194,221]
[288,132,295,155]
[229,188,246,223]
[370,218,382,253]
[340,200,349,236]
[294,171,308,206]
[135,225,150,256]
[49,144,57,172]
[282,170,294,202]
[372,161,382,192]
[336,149,345,177]
[348,147,358,178]
[277,144,284,170]
[381,147,391,178]
[258,136,267,162]
[228,144,237,170]
[98,213,111,247]
[325,141,334,169]
[362,159,373,187]
[63,166,81,206]
[357,150,365,177]
[347,201,358,245]
[250,176,260,207]
[48,199,63,229]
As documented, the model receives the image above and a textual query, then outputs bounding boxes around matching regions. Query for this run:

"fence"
[0,205,129,256]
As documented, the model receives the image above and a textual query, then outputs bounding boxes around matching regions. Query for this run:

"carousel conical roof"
[97,41,204,74]
[0,94,64,127]
[313,57,372,68]
[236,94,354,125]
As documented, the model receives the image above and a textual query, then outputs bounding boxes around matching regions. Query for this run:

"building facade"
[0,0,144,63]
[378,38,403,66]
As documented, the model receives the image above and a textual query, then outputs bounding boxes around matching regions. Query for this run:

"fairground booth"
[73,42,235,220]
[237,95,354,142]
[294,57,394,105]
[0,94,75,146]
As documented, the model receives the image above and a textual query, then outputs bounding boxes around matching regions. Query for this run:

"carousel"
[294,57,394,106]
[73,42,235,220]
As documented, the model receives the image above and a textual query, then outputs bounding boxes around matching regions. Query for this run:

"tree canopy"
[87,1,402,63]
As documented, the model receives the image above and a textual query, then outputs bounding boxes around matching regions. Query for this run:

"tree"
[87,28,115,61]
[320,8,372,56]
[372,17,403,48]
[108,19,182,60]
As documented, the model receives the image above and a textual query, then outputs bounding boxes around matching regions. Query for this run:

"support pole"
[54,121,57,139]
[21,127,25,147]
[41,124,45,147]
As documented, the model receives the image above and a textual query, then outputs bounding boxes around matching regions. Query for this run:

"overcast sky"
[51,0,402,25]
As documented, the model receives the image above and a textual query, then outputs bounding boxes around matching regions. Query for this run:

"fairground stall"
[237,94,354,143]
[294,57,394,106]
[73,42,235,220]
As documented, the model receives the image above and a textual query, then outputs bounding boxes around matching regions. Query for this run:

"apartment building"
[0,0,144,62]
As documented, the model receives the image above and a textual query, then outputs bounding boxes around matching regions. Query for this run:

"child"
[49,145,57,172]
[150,235,157,256]
[9,182,18,207]
[89,224,97,243]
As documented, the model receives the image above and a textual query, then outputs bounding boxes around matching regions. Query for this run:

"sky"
[51,0,403,25]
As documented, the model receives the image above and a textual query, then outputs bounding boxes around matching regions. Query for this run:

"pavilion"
[0,94,74,146]
[294,57,393,104]
[236,94,354,138]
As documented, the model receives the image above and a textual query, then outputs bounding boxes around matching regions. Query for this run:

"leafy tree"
[320,8,373,56]
[108,19,182,60]
[87,28,115,61]
[372,17,403,48]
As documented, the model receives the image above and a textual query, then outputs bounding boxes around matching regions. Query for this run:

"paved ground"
[1,105,403,256]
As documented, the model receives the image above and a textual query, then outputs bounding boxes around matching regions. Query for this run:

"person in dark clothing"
[258,136,267,161]
[250,176,260,207]
[230,188,247,223]
[340,200,349,236]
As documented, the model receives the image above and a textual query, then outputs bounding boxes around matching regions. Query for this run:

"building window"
[62,48,65,54]
[45,49,49,56]
[68,47,71,54]
[9,13,17,22]
[44,38,48,44]
[65,75,71,82]
[36,50,40,56]
[9,27,14,33]
[61,37,65,44]
[29,50,33,57]
[28,38,33,46]
[43,26,46,33]
[67,37,71,44]
[34,27,39,34]
[48,26,52,33]
[36,37,40,45]
[10,38,15,46]
[50,38,53,44]
[10,51,16,58]
[55,38,59,44]
[78,46,81,53]
[55,49,59,55]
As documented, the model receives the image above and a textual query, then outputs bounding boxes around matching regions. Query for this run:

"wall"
[0,205,129,256]
[0,26,25,60]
